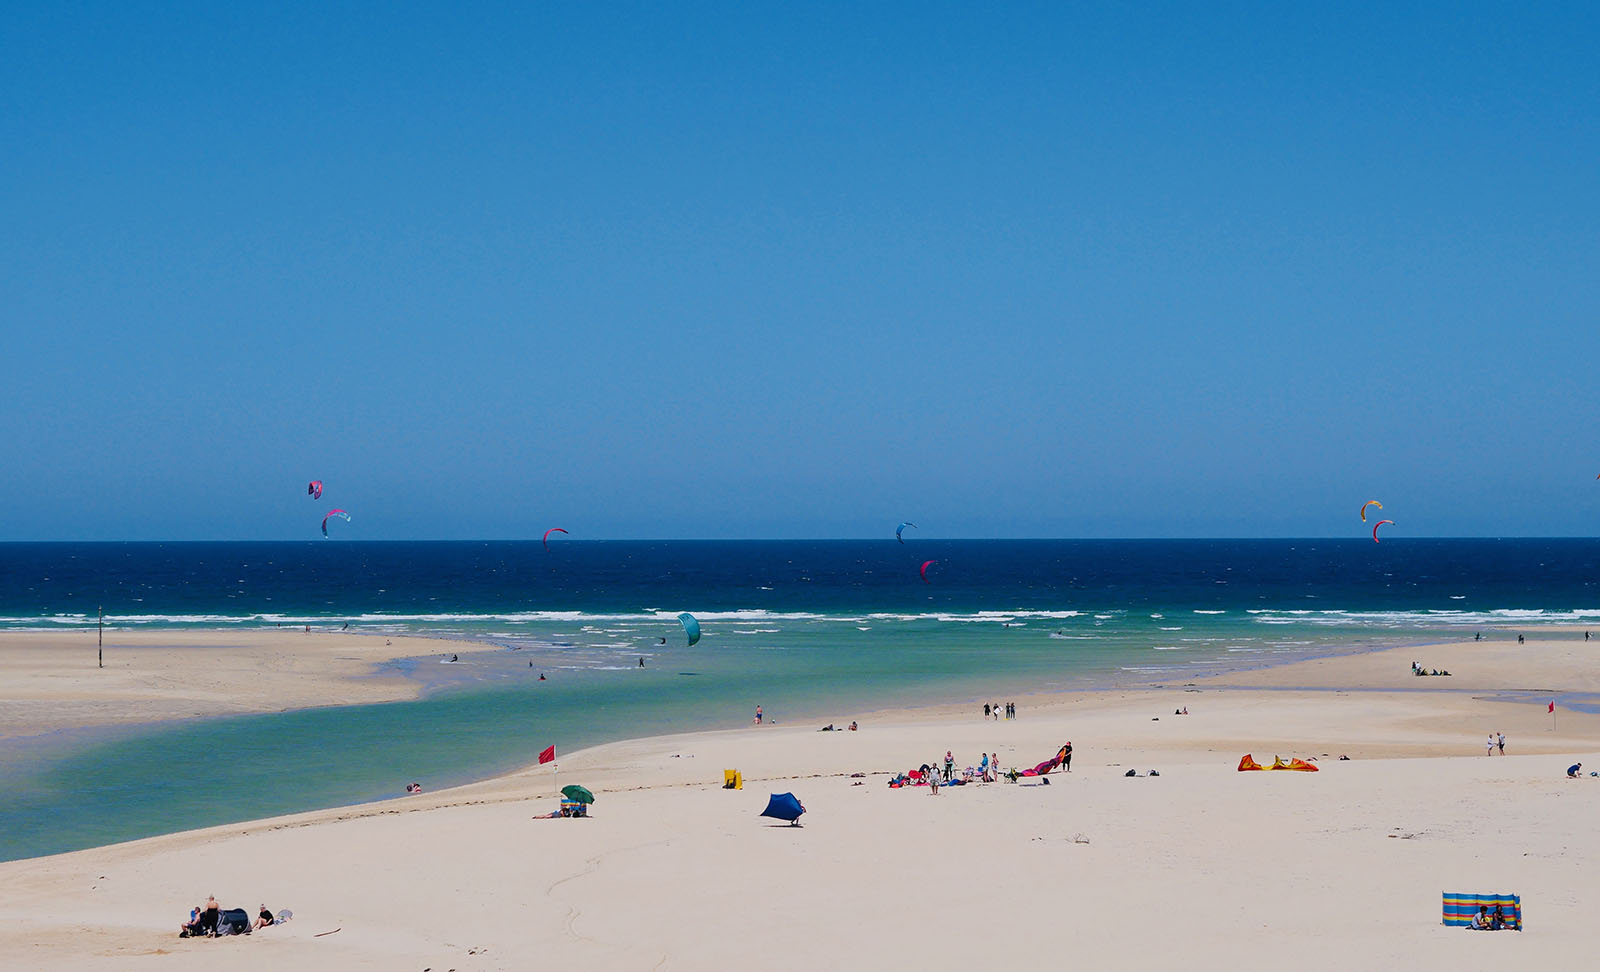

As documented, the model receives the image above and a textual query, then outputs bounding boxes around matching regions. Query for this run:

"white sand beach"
[2,632,1597,970]
[0,630,449,740]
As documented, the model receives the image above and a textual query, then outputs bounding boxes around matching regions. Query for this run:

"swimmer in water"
[539,673,546,681]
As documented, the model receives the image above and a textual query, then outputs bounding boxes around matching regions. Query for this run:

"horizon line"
[1,536,1597,544]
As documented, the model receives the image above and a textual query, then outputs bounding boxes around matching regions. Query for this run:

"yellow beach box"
[723,769,743,790]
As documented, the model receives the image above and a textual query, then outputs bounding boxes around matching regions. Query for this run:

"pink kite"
[322,509,351,538]
[542,527,568,550]
[920,560,938,584]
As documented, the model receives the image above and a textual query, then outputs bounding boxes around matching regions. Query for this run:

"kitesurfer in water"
[639,657,645,667]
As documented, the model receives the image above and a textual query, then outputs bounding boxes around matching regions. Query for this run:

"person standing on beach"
[944,750,954,781]
[1486,733,1495,756]
[755,705,763,725]
[1497,732,1506,755]
[1061,741,1072,772]
[983,703,991,720]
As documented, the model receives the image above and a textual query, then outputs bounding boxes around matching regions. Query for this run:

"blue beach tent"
[760,792,805,825]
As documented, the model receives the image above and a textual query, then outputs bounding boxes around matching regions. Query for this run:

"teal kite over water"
[677,612,700,646]
[896,522,916,543]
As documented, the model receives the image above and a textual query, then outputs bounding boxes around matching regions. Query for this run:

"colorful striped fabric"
[1443,892,1521,928]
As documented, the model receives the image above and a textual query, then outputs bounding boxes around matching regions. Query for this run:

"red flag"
[1549,702,1556,714]
[538,745,555,764]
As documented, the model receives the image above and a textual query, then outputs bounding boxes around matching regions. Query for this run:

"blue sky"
[2,3,1597,540]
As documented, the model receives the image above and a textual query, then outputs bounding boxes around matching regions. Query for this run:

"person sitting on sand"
[848,721,858,731]
[254,904,275,930]
[1569,762,1583,778]
[1472,906,1492,930]
[182,896,220,937]
[1491,906,1508,930]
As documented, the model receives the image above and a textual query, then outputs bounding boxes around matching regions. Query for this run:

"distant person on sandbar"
[755,705,763,725]
[983,703,991,719]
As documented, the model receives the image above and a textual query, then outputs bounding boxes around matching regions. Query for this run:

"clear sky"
[2,3,1597,540]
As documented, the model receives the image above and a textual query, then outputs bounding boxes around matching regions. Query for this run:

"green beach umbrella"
[561,784,595,805]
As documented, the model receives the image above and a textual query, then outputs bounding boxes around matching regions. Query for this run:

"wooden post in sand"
[98,606,103,669]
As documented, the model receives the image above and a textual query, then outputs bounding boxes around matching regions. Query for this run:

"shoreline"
[1,624,1594,864]
[7,630,1600,846]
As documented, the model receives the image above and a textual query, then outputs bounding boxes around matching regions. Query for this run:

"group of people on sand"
[982,702,1016,720]
[179,895,286,938]
[1412,661,1451,676]
[1469,905,1516,930]
[890,749,1007,790]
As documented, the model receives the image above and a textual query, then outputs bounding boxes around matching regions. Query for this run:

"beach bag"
[1125,769,1137,777]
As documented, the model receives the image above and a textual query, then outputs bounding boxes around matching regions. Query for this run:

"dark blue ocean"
[3,539,1598,861]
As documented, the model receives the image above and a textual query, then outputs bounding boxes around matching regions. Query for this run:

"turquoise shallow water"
[3,539,1598,860]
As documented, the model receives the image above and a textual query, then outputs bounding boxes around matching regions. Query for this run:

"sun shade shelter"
[1443,892,1521,929]
[760,792,804,825]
